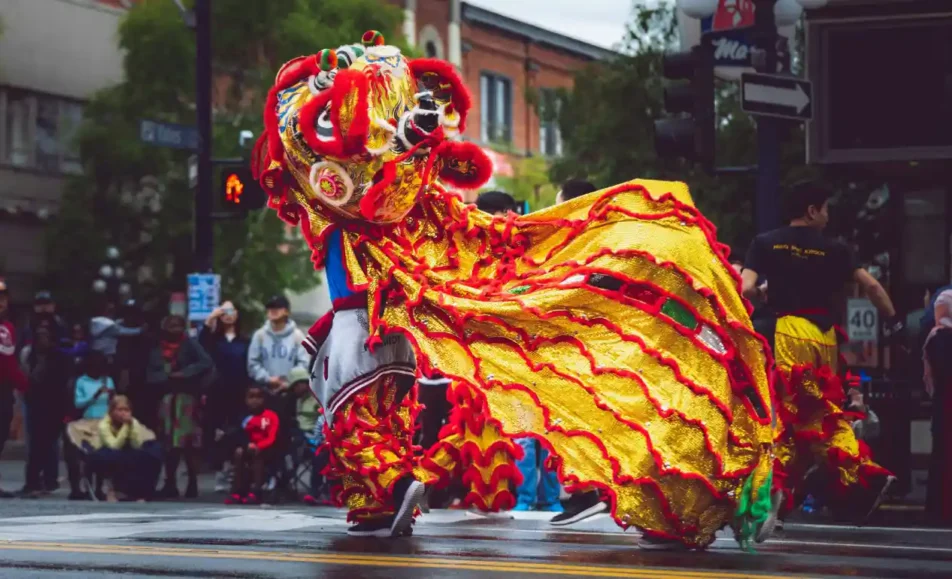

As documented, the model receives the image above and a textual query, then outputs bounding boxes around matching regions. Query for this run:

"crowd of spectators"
[0,282,327,504]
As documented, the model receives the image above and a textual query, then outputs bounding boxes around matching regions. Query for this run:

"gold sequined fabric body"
[289,179,774,547]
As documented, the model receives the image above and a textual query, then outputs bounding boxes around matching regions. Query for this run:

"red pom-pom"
[435,141,492,190]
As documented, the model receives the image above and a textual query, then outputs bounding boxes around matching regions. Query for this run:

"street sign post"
[139,119,200,150]
[187,273,221,322]
[741,73,813,121]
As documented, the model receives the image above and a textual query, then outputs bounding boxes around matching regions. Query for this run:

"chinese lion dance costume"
[254,31,776,549]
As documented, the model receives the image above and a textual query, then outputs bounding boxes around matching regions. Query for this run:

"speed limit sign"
[847,298,878,344]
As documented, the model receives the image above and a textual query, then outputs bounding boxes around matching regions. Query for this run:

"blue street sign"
[139,119,199,150]
[187,273,221,322]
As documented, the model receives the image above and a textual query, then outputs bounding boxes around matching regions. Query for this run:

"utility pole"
[753,0,781,233]
[194,0,214,272]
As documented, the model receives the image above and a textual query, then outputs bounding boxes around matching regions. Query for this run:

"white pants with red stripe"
[308,308,416,425]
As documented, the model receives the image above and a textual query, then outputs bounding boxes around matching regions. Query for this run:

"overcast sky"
[467,0,644,50]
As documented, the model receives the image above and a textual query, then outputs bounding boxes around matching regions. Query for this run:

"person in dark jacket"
[20,323,72,495]
[0,279,27,498]
[199,300,250,491]
[18,291,69,352]
[147,315,213,498]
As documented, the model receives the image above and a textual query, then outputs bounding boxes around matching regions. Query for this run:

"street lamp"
[774,0,804,26]
[92,246,132,299]
[678,0,717,19]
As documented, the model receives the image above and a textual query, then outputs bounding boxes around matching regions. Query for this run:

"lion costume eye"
[315,108,334,142]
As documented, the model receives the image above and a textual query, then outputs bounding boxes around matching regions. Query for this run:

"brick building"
[0,0,137,302]
[392,0,615,192]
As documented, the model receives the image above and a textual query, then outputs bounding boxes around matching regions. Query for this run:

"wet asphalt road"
[0,501,949,578]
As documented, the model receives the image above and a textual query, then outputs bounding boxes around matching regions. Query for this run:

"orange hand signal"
[225,173,244,204]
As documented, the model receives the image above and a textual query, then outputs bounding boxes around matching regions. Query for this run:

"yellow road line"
[0,541,807,579]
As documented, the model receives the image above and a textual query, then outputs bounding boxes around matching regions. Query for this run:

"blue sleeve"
[325,230,356,302]
[74,377,93,409]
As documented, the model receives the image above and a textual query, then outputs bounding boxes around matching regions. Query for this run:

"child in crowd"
[225,385,279,505]
[62,322,90,370]
[74,352,115,420]
[66,352,117,499]
[91,396,161,502]
[286,368,330,506]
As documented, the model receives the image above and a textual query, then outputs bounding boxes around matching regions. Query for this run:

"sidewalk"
[0,458,223,503]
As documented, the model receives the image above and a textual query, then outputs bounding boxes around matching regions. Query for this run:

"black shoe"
[347,516,395,538]
[68,491,89,501]
[857,475,897,525]
[639,532,688,551]
[550,491,607,526]
[44,481,60,493]
[184,481,198,499]
[158,484,180,500]
[0,488,13,499]
[390,477,425,538]
[755,491,784,543]
[19,486,41,499]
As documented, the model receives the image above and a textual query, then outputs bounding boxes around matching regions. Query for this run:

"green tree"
[549,2,812,249]
[493,156,559,211]
[46,0,404,322]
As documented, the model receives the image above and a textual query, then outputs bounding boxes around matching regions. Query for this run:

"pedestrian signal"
[218,166,266,212]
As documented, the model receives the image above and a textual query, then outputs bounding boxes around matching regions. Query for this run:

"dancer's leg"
[325,376,424,537]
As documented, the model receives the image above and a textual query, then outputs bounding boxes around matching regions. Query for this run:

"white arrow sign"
[740,73,813,121]
[743,82,810,113]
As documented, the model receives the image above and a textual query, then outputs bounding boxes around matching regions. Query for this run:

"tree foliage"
[494,156,559,211]
[550,2,813,249]
[45,0,404,323]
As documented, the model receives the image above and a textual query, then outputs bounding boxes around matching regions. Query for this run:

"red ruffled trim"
[421,382,523,505]
[463,489,517,513]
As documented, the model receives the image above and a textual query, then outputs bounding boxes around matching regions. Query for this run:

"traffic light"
[218,165,266,212]
[653,41,715,170]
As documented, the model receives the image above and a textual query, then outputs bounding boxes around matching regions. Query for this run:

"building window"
[480,73,512,145]
[538,88,562,157]
[0,88,85,175]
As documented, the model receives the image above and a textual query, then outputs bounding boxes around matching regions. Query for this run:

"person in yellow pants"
[742,181,899,535]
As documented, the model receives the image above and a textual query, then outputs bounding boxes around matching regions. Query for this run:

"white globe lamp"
[106,246,120,260]
[796,0,829,9]
[92,279,108,293]
[115,267,125,279]
[119,283,132,296]
[99,265,114,278]
[678,0,718,19]
[775,0,804,26]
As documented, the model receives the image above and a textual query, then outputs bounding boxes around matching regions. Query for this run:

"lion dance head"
[253,31,492,225]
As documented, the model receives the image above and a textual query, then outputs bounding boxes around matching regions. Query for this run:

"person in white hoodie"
[247,296,308,390]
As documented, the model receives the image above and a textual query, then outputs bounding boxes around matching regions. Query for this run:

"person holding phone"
[200,300,250,492]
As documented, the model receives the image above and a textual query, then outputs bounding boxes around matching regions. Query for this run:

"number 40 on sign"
[847,298,878,343]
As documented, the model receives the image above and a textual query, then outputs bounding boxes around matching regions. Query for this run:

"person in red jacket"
[0,279,27,498]
[225,384,279,505]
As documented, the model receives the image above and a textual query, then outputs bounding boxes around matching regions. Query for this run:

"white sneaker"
[214,470,229,493]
